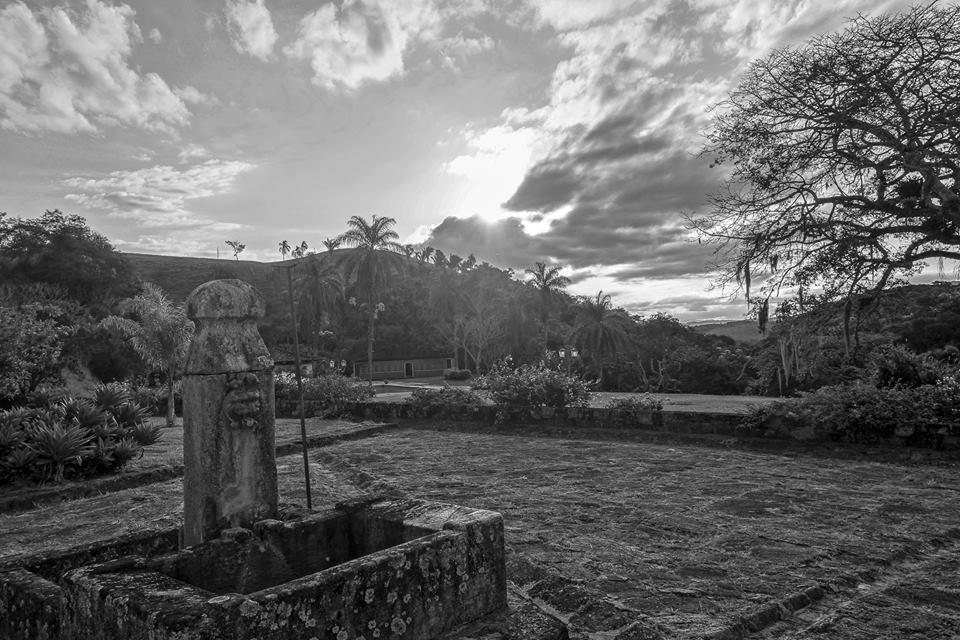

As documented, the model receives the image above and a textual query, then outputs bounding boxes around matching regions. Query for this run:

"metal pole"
[283,264,312,509]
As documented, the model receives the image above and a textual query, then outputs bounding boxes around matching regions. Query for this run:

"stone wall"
[341,401,743,436]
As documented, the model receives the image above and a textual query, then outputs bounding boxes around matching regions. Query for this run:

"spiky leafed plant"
[525,262,572,356]
[30,420,93,483]
[337,215,405,384]
[278,239,291,261]
[569,291,633,388]
[99,283,194,428]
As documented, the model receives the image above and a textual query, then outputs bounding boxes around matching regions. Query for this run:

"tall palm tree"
[525,261,571,355]
[569,291,632,388]
[295,258,344,340]
[337,215,404,384]
[99,283,194,427]
[278,239,290,261]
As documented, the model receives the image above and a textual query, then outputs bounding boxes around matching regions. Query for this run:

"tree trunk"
[366,306,375,386]
[166,376,175,428]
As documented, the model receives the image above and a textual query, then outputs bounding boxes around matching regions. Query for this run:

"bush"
[408,385,485,417]
[742,378,960,445]
[867,344,948,388]
[606,395,663,412]
[443,368,472,381]
[474,360,590,408]
[0,389,160,485]
[274,372,374,417]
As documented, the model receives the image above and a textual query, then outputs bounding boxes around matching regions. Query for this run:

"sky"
[0,0,919,322]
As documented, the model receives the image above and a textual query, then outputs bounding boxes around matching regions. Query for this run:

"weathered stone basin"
[56,498,505,640]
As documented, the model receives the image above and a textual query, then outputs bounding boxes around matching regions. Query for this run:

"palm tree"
[278,239,290,261]
[416,246,435,263]
[322,237,341,253]
[295,258,344,339]
[337,215,404,384]
[99,283,194,427]
[569,291,632,388]
[525,261,571,355]
[225,240,245,261]
[291,241,309,259]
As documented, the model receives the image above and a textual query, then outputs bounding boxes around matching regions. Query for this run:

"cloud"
[174,85,217,106]
[62,159,255,228]
[147,27,162,43]
[0,0,193,134]
[178,144,210,163]
[423,215,542,271]
[224,0,278,61]
[285,1,418,90]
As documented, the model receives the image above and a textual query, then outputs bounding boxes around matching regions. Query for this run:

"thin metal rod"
[284,264,312,509]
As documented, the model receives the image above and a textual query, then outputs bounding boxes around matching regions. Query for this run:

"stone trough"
[0,280,508,640]
[62,498,506,640]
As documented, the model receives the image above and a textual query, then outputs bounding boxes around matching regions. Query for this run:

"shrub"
[606,395,663,412]
[867,344,947,388]
[741,378,960,445]
[408,385,485,417]
[474,360,590,408]
[443,368,472,381]
[274,372,374,417]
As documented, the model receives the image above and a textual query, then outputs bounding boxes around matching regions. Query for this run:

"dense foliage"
[474,360,590,408]
[274,372,374,417]
[0,383,161,485]
[744,378,960,446]
[408,385,486,417]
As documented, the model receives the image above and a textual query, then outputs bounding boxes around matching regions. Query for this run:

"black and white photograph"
[1,1,959,638]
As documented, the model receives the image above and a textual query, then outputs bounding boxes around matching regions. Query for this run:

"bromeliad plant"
[0,383,162,486]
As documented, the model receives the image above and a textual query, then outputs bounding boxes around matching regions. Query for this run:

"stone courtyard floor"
[1,419,959,639]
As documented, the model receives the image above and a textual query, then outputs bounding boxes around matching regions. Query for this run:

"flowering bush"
[474,360,590,408]
[0,385,159,485]
[274,372,374,417]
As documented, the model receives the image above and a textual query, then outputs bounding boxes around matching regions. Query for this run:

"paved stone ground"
[2,422,959,639]
[318,426,960,639]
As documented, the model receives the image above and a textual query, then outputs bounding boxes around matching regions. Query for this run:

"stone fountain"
[0,280,507,640]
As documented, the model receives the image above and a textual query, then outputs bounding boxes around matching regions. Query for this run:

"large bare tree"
[695,4,960,320]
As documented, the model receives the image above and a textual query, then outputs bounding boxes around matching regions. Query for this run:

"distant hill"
[124,253,282,303]
[694,319,767,344]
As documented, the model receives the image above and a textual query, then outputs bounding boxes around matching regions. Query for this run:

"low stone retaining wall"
[341,401,746,435]
[340,401,959,452]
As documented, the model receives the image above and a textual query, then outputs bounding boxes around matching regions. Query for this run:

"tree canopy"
[696,3,960,307]
[0,210,134,309]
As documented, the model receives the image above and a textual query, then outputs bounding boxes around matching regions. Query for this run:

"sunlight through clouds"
[443,123,545,221]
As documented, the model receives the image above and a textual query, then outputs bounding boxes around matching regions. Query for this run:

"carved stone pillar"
[181,279,277,547]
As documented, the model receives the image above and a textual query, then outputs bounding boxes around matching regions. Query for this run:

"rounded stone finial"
[187,279,265,321]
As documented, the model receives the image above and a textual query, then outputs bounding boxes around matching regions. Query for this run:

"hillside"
[694,319,767,344]
[125,253,282,303]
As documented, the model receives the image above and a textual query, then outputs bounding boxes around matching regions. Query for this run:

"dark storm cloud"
[424,215,542,270]
[499,74,724,281]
